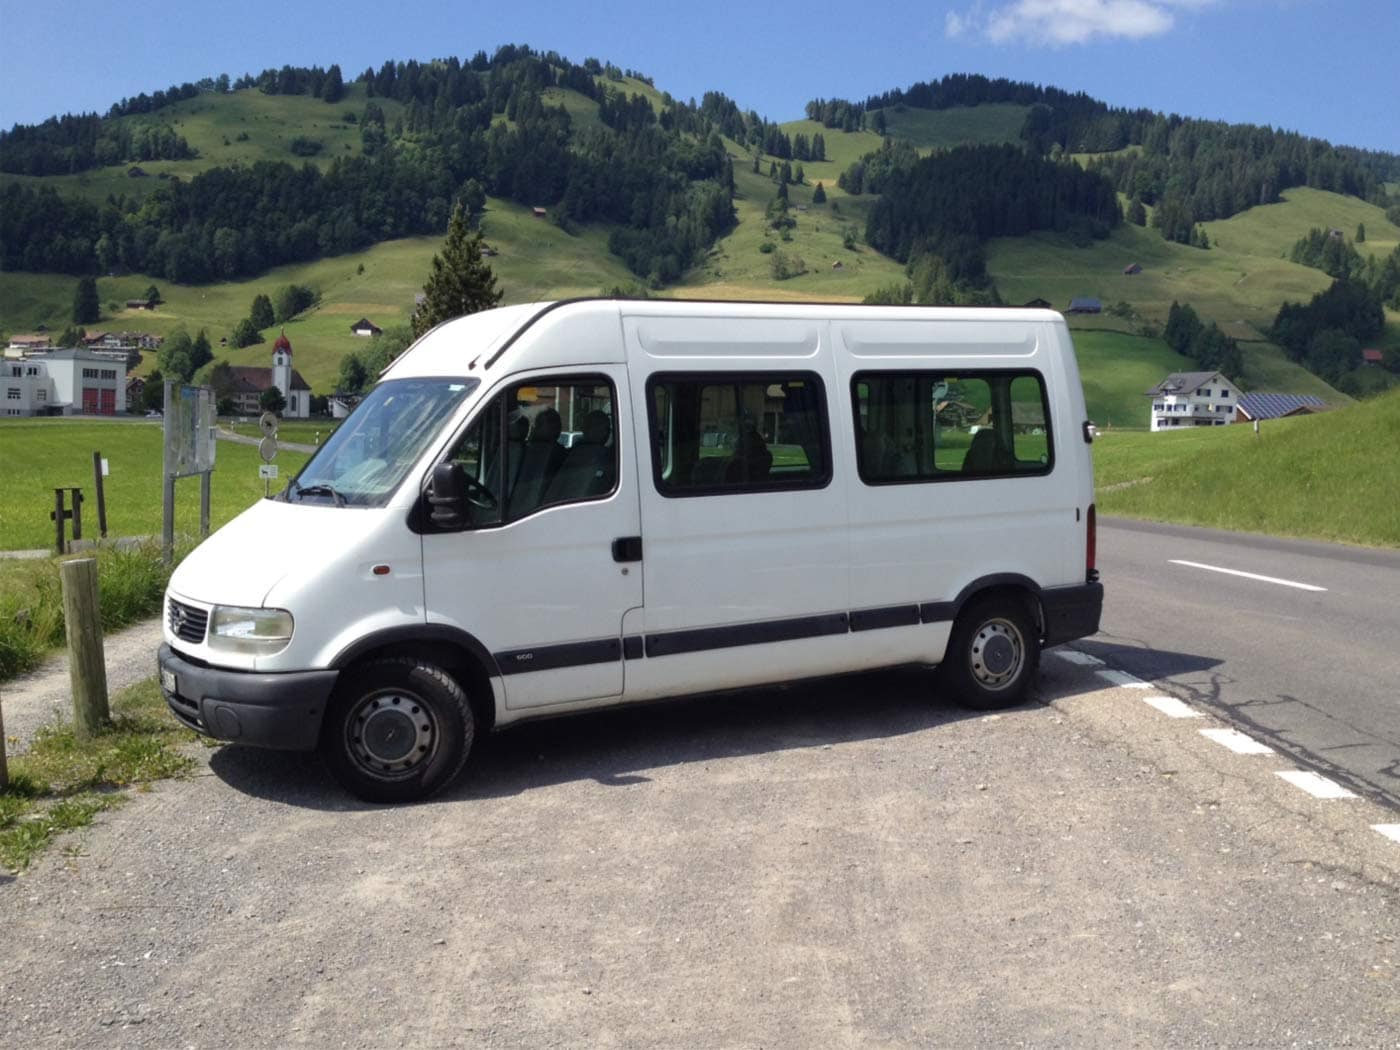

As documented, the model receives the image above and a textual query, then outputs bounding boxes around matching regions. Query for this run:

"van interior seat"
[511,408,566,514]
[726,428,772,483]
[544,410,614,502]
[962,429,1010,474]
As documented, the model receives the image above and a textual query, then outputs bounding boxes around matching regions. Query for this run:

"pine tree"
[250,294,275,330]
[1356,223,1366,243]
[411,203,504,338]
[73,276,99,324]
[812,182,827,205]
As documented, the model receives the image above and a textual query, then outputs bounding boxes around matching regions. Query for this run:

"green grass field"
[0,419,310,550]
[1092,388,1400,547]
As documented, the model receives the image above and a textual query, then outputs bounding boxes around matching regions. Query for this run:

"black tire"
[321,657,473,803]
[939,594,1040,711]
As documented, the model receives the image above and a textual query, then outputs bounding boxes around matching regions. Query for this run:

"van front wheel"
[322,658,473,803]
[940,595,1040,710]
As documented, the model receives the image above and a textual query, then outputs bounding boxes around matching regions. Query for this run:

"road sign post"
[259,412,279,498]
[161,381,218,563]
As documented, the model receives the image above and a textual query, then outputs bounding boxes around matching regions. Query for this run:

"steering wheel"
[462,476,497,510]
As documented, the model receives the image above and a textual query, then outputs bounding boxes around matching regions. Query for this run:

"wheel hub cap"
[348,691,436,779]
[970,618,1024,690]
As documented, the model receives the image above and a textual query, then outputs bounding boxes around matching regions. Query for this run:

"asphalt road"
[1088,516,1400,811]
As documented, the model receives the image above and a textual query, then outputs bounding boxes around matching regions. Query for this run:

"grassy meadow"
[1093,387,1400,547]
[0,418,310,551]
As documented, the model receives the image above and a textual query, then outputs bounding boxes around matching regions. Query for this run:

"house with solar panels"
[1145,371,1242,431]
[1233,393,1328,423]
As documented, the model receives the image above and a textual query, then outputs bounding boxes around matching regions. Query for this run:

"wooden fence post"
[60,558,109,738]
[0,692,9,790]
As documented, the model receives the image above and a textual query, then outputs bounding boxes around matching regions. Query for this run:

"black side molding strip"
[645,612,849,659]
[849,604,921,632]
[488,574,1072,675]
[496,638,622,676]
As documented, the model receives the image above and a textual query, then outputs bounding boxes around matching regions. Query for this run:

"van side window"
[444,377,618,525]
[647,373,831,496]
[852,371,1052,483]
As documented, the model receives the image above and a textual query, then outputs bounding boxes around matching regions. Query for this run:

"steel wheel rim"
[968,617,1025,691]
[344,688,438,782]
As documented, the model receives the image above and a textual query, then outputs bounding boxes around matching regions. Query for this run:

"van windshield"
[286,377,478,507]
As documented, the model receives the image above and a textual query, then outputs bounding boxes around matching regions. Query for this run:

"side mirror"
[428,462,467,529]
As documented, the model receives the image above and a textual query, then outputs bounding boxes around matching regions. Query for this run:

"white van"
[159,300,1102,801]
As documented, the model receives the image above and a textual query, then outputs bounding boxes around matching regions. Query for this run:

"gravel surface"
[1,618,163,752]
[2,656,1397,1048]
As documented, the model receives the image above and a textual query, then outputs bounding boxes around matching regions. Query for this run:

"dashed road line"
[1096,669,1152,689]
[1200,727,1275,755]
[1140,694,1201,719]
[1168,559,1327,592]
[1274,770,1357,800]
[1374,825,1400,845]
[1053,649,1105,667]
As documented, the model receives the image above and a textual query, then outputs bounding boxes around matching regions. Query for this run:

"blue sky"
[1,0,1396,152]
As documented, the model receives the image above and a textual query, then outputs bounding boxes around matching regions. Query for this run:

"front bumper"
[158,643,338,751]
[1040,581,1104,648]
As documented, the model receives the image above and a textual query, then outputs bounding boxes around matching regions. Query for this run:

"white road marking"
[1140,694,1201,718]
[1096,669,1152,689]
[1200,728,1275,755]
[1374,825,1400,845]
[1053,649,1105,667]
[1274,770,1356,799]
[1168,559,1326,592]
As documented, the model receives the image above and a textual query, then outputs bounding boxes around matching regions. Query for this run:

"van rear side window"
[648,373,831,496]
[852,371,1053,483]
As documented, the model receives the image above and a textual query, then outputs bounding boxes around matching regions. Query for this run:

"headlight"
[208,606,294,656]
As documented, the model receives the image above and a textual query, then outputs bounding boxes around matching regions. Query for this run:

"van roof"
[384,298,1068,380]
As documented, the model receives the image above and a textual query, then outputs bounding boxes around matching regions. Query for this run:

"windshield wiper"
[293,482,348,507]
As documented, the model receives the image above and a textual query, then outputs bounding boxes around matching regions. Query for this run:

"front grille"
[167,598,209,644]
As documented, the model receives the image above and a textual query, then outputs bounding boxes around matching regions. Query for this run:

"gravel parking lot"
[3,656,1398,1048]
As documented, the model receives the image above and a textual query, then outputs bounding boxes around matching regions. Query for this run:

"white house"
[2,349,124,416]
[1145,371,1241,431]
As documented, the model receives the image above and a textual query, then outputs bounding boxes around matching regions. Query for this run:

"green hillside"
[868,103,1030,150]
[0,84,406,205]
[2,78,1392,412]
[1094,388,1400,547]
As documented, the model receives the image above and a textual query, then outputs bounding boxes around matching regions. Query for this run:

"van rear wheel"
[940,595,1040,710]
[322,658,473,803]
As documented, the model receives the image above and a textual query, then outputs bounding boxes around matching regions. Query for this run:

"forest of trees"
[1163,302,1243,379]
[814,73,1399,248]
[1271,276,1392,388]
[861,143,1122,298]
[0,114,196,175]
[0,47,739,285]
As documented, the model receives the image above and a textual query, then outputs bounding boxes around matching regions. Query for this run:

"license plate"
[161,668,177,695]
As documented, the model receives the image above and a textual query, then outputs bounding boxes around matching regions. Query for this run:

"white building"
[1145,371,1242,432]
[222,334,311,418]
[2,349,124,417]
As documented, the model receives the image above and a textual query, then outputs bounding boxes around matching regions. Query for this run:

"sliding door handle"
[612,536,643,562]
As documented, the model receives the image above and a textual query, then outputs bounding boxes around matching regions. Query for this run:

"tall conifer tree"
[411,203,504,338]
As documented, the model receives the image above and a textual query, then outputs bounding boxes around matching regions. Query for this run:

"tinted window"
[648,373,830,496]
[444,377,617,526]
[852,371,1052,483]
